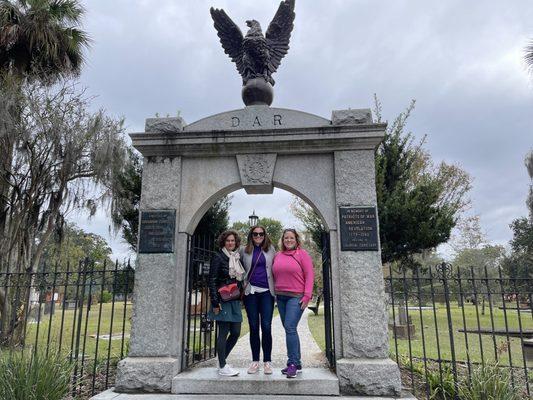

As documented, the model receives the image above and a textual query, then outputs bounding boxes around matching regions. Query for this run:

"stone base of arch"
[108,106,403,397]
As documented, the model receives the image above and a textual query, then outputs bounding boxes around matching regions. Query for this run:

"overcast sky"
[73,0,533,260]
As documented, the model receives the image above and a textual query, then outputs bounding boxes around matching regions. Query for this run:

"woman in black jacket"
[208,229,245,376]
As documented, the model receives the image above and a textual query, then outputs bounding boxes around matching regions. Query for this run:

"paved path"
[198,308,327,369]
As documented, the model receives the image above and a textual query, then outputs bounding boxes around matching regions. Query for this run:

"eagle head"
[245,19,263,36]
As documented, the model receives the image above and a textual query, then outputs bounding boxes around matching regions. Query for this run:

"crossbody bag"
[217,250,261,302]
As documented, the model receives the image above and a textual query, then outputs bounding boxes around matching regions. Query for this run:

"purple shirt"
[249,245,269,288]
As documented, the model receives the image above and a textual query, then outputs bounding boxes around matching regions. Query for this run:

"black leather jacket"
[208,250,239,307]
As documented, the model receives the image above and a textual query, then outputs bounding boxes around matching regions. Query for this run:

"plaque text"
[339,207,379,251]
[139,210,176,254]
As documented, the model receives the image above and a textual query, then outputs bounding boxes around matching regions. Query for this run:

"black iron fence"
[0,259,134,399]
[387,262,532,399]
[320,232,336,369]
[4,254,530,399]
[182,234,218,369]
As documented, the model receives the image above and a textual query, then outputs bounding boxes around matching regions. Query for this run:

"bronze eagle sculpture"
[210,0,296,87]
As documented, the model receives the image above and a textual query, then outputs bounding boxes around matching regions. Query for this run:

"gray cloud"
[75,0,533,257]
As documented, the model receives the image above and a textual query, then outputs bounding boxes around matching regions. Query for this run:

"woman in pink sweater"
[272,228,314,378]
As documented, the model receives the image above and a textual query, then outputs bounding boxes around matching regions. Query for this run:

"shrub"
[100,290,112,303]
[0,351,73,400]
[459,363,521,400]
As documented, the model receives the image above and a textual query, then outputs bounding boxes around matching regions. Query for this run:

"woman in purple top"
[240,225,276,375]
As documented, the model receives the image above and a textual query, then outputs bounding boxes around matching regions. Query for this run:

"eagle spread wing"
[265,0,295,75]
[210,7,245,76]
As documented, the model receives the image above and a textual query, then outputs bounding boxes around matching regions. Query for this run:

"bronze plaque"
[339,207,379,251]
[139,210,176,254]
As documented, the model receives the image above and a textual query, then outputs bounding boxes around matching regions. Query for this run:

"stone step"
[92,389,417,400]
[171,367,340,396]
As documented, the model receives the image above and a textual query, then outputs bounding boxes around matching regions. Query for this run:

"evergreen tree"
[257,217,283,248]
[112,148,142,251]
[374,97,471,266]
[291,98,471,267]
[111,150,231,249]
[194,197,231,238]
[501,218,533,292]
[501,150,533,290]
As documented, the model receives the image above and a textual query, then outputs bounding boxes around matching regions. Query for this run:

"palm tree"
[0,0,89,81]
[0,0,89,238]
[526,40,533,73]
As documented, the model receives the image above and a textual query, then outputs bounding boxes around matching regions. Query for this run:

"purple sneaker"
[285,363,298,378]
[281,364,302,375]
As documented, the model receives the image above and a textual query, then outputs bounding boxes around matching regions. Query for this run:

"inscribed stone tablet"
[139,210,176,254]
[339,207,379,251]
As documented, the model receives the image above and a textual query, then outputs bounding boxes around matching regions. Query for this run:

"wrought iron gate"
[182,232,337,370]
[182,235,217,369]
[321,232,336,369]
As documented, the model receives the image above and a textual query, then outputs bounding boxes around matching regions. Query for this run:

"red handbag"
[217,282,241,302]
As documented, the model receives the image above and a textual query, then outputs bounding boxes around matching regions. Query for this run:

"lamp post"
[248,210,259,227]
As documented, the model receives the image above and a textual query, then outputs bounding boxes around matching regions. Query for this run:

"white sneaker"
[218,364,239,376]
[247,361,260,374]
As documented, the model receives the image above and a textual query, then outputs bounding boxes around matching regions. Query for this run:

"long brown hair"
[244,225,272,254]
[280,228,301,251]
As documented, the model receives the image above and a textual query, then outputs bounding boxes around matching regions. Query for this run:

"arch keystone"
[236,153,277,194]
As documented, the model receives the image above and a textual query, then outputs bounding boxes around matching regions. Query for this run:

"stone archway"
[180,185,336,371]
[113,105,402,397]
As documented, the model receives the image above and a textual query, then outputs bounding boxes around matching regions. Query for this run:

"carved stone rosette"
[236,153,277,194]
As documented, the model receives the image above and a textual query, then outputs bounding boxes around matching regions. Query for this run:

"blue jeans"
[243,290,274,361]
[276,295,304,366]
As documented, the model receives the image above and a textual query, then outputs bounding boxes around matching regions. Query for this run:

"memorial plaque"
[139,210,176,254]
[339,207,379,251]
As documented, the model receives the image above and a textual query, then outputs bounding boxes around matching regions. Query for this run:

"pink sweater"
[272,249,314,303]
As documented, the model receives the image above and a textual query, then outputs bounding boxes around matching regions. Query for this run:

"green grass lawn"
[22,300,279,368]
[308,309,326,352]
[23,302,132,363]
[389,303,532,366]
[308,304,533,367]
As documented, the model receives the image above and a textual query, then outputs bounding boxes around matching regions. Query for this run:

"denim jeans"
[276,295,304,366]
[243,291,274,361]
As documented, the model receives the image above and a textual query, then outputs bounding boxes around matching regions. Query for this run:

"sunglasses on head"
[252,232,265,237]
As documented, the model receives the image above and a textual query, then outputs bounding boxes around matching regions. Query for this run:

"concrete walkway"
[198,308,327,369]
[93,391,417,399]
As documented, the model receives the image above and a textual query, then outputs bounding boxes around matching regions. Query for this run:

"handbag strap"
[288,251,304,274]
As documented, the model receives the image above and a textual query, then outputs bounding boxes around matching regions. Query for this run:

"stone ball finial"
[242,78,274,106]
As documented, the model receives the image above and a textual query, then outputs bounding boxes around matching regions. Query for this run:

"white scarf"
[222,247,245,281]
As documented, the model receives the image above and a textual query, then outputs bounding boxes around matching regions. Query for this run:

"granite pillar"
[333,150,401,396]
[115,157,186,393]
